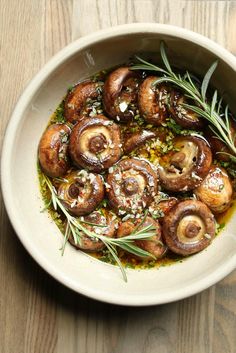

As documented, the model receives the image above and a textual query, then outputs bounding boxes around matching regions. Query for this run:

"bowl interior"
[3,27,236,305]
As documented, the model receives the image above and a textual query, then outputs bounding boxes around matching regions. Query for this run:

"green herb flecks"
[131,41,236,162]
[51,102,66,124]
[165,118,203,137]
[42,174,157,282]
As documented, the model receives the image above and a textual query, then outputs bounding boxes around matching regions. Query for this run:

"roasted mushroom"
[148,193,178,221]
[194,166,233,213]
[117,216,167,259]
[38,123,71,177]
[205,120,236,162]
[169,90,203,128]
[123,129,156,154]
[64,81,103,124]
[69,115,122,172]
[103,67,139,122]
[106,158,158,215]
[69,211,116,252]
[138,76,169,125]
[158,135,212,192]
[162,199,216,256]
[57,170,104,216]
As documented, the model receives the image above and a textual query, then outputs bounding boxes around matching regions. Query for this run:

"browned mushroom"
[169,90,203,128]
[38,123,71,177]
[69,211,116,252]
[117,216,167,259]
[64,81,103,124]
[205,120,236,162]
[156,198,178,216]
[57,170,104,216]
[148,193,178,221]
[69,115,122,172]
[138,76,169,125]
[162,199,216,256]
[158,135,212,192]
[106,158,158,215]
[194,166,233,213]
[123,129,156,154]
[103,67,139,122]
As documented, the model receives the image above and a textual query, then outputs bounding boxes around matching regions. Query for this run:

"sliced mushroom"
[138,76,169,125]
[123,129,156,154]
[162,199,216,256]
[57,170,104,216]
[106,158,158,215]
[38,123,71,177]
[64,81,103,124]
[169,90,203,128]
[103,67,139,122]
[69,211,116,252]
[69,115,122,172]
[158,135,212,192]
[117,217,167,259]
[194,166,233,213]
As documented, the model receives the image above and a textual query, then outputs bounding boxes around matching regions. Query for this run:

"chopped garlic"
[119,101,128,112]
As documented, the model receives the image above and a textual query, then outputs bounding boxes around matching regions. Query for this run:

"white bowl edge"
[1,23,236,306]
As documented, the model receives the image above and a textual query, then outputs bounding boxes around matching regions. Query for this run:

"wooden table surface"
[0,1,236,352]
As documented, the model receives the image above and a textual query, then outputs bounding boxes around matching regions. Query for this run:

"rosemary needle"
[131,41,236,162]
[43,175,156,282]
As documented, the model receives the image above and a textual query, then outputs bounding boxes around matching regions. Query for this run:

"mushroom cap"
[194,166,233,213]
[38,123,71,177]
[169,90,203,129]
[138,76,169,126]
[162,199,216,256]
[158,135,212,192]
[123,129,156,154]
[69,115,122,172]
[148,193,178,222]
[69,211,116,252]
[205,120,236,162]
[117,216,167,259]
[57,170,104,216]
[64,81,102,124]
[106,158,158,215]
[103,67,139,122]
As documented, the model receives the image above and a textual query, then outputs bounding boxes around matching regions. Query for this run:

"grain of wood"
[0,1,236,353]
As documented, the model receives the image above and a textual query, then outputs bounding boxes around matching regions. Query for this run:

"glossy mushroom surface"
[106,158,158,215]
[69,211,116,252]
[205,120,236,162]
[38,123,71,177]
[103,67,139,122]
[123,129,156,154]
[57,170,104,216]
[148,194,178,221]
[158,135,212,192]
[117,216,167,260]
[69,115,122,172]
[64,81,103,124]
[138,76,169,125]
[162,199,215,256]
[37,62,236,269]
[194,166,233,213]
[169,90,203,128]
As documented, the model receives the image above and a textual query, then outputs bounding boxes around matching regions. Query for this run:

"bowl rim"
[1,23,236,306]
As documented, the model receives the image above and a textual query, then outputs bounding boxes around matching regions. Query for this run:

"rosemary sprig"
[43,174,156,282]
[131,42,236,162]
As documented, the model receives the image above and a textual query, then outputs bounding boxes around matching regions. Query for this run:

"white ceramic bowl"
[2,23,236,306]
